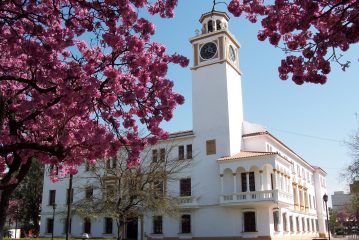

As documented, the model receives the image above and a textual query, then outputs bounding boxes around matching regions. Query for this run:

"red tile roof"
[218,151,276,161]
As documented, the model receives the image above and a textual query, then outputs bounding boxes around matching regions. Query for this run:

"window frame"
[243,211,256,232]
[180,214,191,234]
[153,216,163,234]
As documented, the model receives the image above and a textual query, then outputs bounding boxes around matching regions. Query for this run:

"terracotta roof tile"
[218,151,276,161]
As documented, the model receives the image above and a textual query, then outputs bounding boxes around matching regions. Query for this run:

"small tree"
[10,159,44,236]
[72,144,191,240]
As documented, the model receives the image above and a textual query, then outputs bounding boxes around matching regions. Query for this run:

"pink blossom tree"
[227,0,359,85]
[0,0,188,237]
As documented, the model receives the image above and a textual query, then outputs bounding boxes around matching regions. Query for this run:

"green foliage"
[10,159,44,235]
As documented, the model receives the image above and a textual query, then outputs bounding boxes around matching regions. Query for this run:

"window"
[152,149,158,162]
[66,188,73,205]
[289,216,294,232]
[307,218,310,232]
[85,162,90,171]
[249,172,255,191]
[282,213,287,231]
[178,146,185,160]
[112,158,117,168]
[313,196,316,209]
[296,217,300,232]
[160,148,165,161]
[243,211,256,232]
[207,20,213,32]
[154,180,164,197]
[270,174,274,190]
[181,214,191,233]
[104,218,113,234]
[273,211,279,232]
[186,144,192,159]
[180,178,191,196]
[302,217,305,231]
[47,218,54,233]
[241,173,247,192]
[153,216,163,234]
[49,190,56,205]
[206,139,216,155]
[63,218,72,234]
[85,187,93,200]
[106,159,111,169]
[84,218,91,234]
[216,20,221,30]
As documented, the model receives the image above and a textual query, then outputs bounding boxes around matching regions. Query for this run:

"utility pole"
[65,174,73,240]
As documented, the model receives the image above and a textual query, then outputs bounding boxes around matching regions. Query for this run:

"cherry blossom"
[0,0,187,233]
[228,0,359,85]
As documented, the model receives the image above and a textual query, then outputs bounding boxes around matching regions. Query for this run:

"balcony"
[220,189,293,206]
[177,196,200,208]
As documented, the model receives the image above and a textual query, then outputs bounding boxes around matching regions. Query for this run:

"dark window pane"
[47,219,54,233]
[84,218,91,234]
[208,20,213,32]
[249,172,255,191]
[186,144,192,159]
[152,149,158,162]
[180,178,191,196]
[181,215,191,233]
[49,190,56,205]
[106,159,111,169]
[105,218,113,234]
[241,173,247,192]
[85,187,93,200]
[178,146,184,160]
[243,212,256,232]
[153,216,163,234]
[160,148,165,161]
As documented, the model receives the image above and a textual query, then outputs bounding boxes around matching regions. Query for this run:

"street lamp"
[323,194,330,240]
[51,203,57,240]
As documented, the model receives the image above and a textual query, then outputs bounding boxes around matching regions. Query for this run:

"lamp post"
[323,194,330,240]
[51,203,57,240]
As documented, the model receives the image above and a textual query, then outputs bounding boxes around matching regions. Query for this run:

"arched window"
[208,20,213,32]
[216,20,222,30]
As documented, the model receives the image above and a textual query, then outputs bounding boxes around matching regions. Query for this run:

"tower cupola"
[199,11,230,34]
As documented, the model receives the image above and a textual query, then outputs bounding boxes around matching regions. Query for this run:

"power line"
[268,127,343,143]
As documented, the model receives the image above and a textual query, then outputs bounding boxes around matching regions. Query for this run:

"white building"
[40,10,329,240]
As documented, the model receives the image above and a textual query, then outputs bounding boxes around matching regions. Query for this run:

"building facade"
[40,11,329,240]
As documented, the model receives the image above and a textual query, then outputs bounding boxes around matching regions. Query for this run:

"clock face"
[229,45,236,62]
[200,42,217,60]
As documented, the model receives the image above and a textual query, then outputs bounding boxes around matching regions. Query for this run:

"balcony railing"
[177,196,199,208]
[220,189,293,205]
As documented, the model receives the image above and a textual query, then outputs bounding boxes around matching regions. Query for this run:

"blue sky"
[146,1,359,205]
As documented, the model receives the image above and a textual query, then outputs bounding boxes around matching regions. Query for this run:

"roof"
[218,151,276,161]
[199,11,230,23]
[168,130,194,139]
[243,131,320,171]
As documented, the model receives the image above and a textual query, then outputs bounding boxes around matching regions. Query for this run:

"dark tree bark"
[0,157,32,240]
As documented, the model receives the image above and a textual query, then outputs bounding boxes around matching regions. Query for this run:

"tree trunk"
[0,157,32,240]
[0,188,15,240]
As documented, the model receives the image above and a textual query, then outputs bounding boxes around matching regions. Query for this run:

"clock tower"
[190,11,243,157]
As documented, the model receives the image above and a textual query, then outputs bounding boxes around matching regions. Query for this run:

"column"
[233,173,237,193]
[259,170,263,191]
[220,174,224,194]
